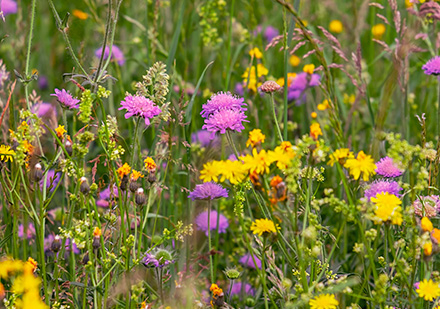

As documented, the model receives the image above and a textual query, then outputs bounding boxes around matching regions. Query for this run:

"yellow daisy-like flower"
[432,228,440,244]
[219,160,247,184]
[242,64,269,92]
[329,20,344,34]
[310,123,322,140]
[200,160,222,182]
[93,227,102,237]
[318,99,331,111]
[309,294,339,309]
[344,150,376,181]
[73,9,89,20]
[246,129,266,148]
[416,279,440,301]
[372,23,386,39]
[249,47,263,59]
[26,257,38,273]
[22,140,34,154]
[328,148,354,167]
[289,55,300,67]
[423,241,432,256]
[0,145,16,162]
[421,217,434,232]
[303,64,315,75]
[250,218,279,236]
[55,125,67,139]
[371,192,403,225]
[311,112,317,119]
[117,163,131,179]
[268,141,295,170]
[144,157,156,171]
[243,148,273,175]
[130,170,144,181]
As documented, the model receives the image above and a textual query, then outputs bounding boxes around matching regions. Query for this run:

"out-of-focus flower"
[191,130,220,148]
[51,89,80,109]
[310,123,322,140]
[18,223,36,239]
[254,25,279,42]
[259,80,281,93]
[364,180,402,201]
[413,195,440,218]
[246,129,265,148]
[188,182,228,200]
[421,217,434,232]
[0,145,15,162]
[40,170,61,192]
[372,23,386,39]
[375,156,404,177]
[303,64,315,75]
[288,72,321,104]
[202,108,248,138]
[329,20,344,33]
[422,56,440,76]
[309,294,339,309]
[239,253,262,269]
[318,99,331,111]
[249,47,263,59]
[344,150,376,181]
[72,9,88,20]
[242,63,269,92]
[311,112,317,119]
[195,210,229,236]
[95,45,125,66]
[423,241,432,256]
[230,282,255,297]
[201,92,246,119]
[142,249,174,268]
[250,218,279,236]
[416,279,440,301]
[119,95,161,126]
[0,0,17,16]
[55,125,66,139]
[0,60,9,88]
[289,55,300,67]
[96,185,118,208]
[371,192,403,225]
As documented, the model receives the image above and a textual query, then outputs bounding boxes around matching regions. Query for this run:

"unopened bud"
[92,236,101,250]
[120,174,128,191]
[65,140,73,156]
[80,177,90,195]
[259,80,281,93]
[129,180,140,193]
[148,170,156,183]
[32,163,43,182]
[81,252,89,265]
[135,188,146,205]
[51,235,62,253]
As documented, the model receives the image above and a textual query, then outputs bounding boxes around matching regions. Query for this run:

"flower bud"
[81,252,89,265]
[224,267,240,280]
[80,177,90,195]
[135,188,146,205]
[259,80,281,93]
[129,179,140,193]
[92,236,101,250]
[147,170,156,183]
[32,163,43,182]
[65,139,73,156]
[120,174,128,191]
[51,235,62,253]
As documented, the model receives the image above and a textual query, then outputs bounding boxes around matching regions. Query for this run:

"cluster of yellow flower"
[328,148,376,181]
[242,48,269,92]
[371,192,403,225]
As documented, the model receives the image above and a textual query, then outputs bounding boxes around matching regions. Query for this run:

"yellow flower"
[246,129,266,147]
[371,192,402,225]
[311,112,317,119]
[309,294,339,309]
[416,279,440,301]
[318,99,331,111]
[131,170,144,181]
[219,160,247,184]
[421,217,434,232]
[329,20,344,34]
[242,64,269,92]
[328,148,354,166]
[405,0,413,8]
[249,47,263,59]
[26,257,38,273]
[22,140,34,154]
[243,148,273,174]
[144,157,157,171]
[310,123,322,140]
[0,145,16,162]
[372,23,386,39]
[268,141,295,170]
[73,9,89,20]
[11,272,41,294]
[289,55,300,67]
[432,228,440,244]
[55,125,67,139]
[344,150,376,181]
[250,218,279,236]
[200,161,222,182]
[93,227,102,237]
[343,93,356,105]
[117,163,131,179]
[303,64,315,74]
[423,241,432,256]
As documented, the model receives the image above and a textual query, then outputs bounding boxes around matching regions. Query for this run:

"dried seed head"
[259,80,281,93]
[135,188,146,205]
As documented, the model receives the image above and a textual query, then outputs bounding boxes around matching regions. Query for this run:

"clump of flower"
[51,89,80,109]
[142,249,174,268]
[422,56,440,76]
[195,210,229,236]
[371,192,403,225]
[344,150,376,181]
[239,253,262,269]
[250,218,279,236]
[188,182,228,200]
[375,156,403,177]
[94,45,125,66]
[364,180,402,201]
[119,95,162,126]
[309,294,339,309]
[201,92,246,118]
[242,63,269,92]
[246,129,266,147]
[416,279,440,301]
[413,195,440,218]
[310,123,323,140]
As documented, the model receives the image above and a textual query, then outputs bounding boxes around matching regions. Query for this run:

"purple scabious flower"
[264,26,280,42]
[375,157,403,178]
[413,195,440,218]
[142,249,174,268]
[239,253,262,269]
[422,56,440,76]
[96,185,118,208]
[18,223,36,239]
[200,92,246,119]
[32,102,57,118]
[188,182,228,201]
[191,130,220,148]
[40,170,61,192]
[51,88,80,109]
[234,82,244,97]
[287,72,321,105]
[364,180,402,200]
[94,45,125,66]
[1,0,17,16]
[119,95,162,126]
[230,282,256,297]
[202,108,248,138]
[195,210,229,236]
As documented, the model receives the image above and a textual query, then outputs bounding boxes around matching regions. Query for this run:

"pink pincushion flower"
[202,108,248,138]
[194,210,229,236]
[375,156,404,177]
[413,195,440,218]
[188,182,228,201]
[119,95,162,126]
[95,45,125,66]
[201,92,246,118]
[422,56,440,76]
[51,88,80,109]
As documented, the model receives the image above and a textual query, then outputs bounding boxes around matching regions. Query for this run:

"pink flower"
[119,95,161,126]
[51,88,80,109]
[202,108,248,138]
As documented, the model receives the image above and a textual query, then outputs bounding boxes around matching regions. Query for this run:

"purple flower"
[1,0,17,16]
[422,56,440,76]
[201,92,246,119]
[96,185,119,208]
[202,108,248,138]
[32,103,57,118]
[51,88,80,109]
[119,95,162,126]
[287,72,321,105]
[188,182,228,201]
[18,223,36,239]
[413,195,440,218]
[239,253,262,269]
[375,157,403,178]
[230,282,255,297]
[264,26,279,42]
[38,75,48,90]
[142,249,174,268]
[94,45,125,66]
[234,82,244,97]
[364,180,402,200]
[40,170,61,192]
[191,130,220,148]
[195,210,229,236]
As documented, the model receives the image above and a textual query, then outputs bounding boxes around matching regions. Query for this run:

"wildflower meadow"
[2,0,440,308]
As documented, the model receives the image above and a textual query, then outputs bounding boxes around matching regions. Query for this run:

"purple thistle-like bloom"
[51,88,80,109]
[94,45,125,66]
[230,282,256,297]
[32,102,57,118]
[422,56,440,76]
[40,170,61,192]
[375,157,404,178]
[142,249,174,268]
[195,210,229,236]
[201,92,247,119]
[119,95,161,126]
[202,108,248,138]
[1,0,17,16]
[188,182,228,201]
[287,72,321,105]
[96,185,118,208]
[18,223,36,239]
[191,130,220,148]
[413,195,440,218]
[239,253,262,269]
[364,180,402,200]
[264,26,280,42]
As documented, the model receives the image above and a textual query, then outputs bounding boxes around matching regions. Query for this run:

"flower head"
[72,9,88,20]
[191,130,220,148]
[200,161,222,183]
[371,192,403,225]
[250,218,279,236]
[230,282,255,297]
[287,72,321,104]
[219,160,248,184]
[119,95,161,126]
[344,150,376,181]
[195,210,229,236]
[375,156,403,177]
[246,129,266,147]
[1,0,17,16]
[144,157,156,172]
[309,294,339,309]
[18,223,36,239]
[422,56,440,76]
[239,253,262,269]
[51,89,80,109]
[310,123,322,140]
[413,195,440,218]
[421,217,434,232]
[40,170,61,192]
[416,279,440,301]
[328,148,354,166]
[329,20,344,33]
[202,108,249,138]
[95,45,125,66]
[142,249,174,268]
[372,23,386,39]
[249,47,263,59]
[55,125,66,139]
[117,163,131,179]
[364,180,402,200]
[201,92,246,119]
[0,145,15,162]
[188,182,228,201]
[0,60,10,88]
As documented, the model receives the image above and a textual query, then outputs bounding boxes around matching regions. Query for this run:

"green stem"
[270,93,283,142]
[207,200,214,283]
